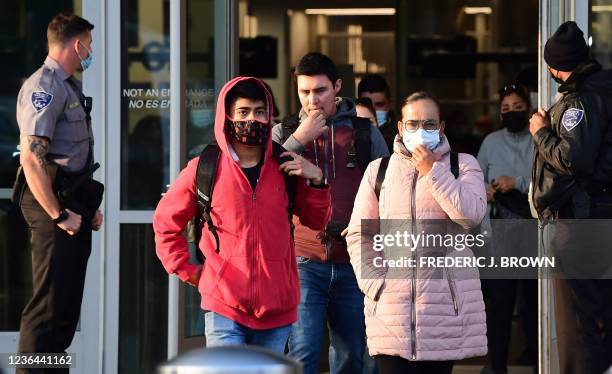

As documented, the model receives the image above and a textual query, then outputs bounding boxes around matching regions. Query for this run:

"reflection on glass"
[185,0,216,159]
[121,0,216,209]
[0,200,31,331]
[591,0,612,69]
[119,224,168,374]
[121,0,170,210]
[183,242,204,338]
[182,0,215,338]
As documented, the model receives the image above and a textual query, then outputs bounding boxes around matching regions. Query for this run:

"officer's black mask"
[501,110,528,133]
[549,68,565,84]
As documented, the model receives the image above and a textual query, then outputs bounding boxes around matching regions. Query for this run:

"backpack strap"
[280,113,300,144]
[352,116,373,173]
[375,156,390,200]
[374,151,459,200]
[450,151,459,179]
[195,142,222,260]
[375,151,459,201]
[272,141,297,237]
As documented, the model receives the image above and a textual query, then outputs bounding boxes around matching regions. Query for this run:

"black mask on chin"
[225,119,270,146]
[501,110,528,133]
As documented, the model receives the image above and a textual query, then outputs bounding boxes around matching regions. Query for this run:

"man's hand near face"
[293,109,328,146]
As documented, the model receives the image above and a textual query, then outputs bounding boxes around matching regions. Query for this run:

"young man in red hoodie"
[153,77,331,351]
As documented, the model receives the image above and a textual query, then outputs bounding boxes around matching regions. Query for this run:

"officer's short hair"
[47,12,94,47]
[295,53,339,85]
[225,80,267,114]
[358,74,390,99]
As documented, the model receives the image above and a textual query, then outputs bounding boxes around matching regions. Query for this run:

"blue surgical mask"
[77,41,93,71]
[402,128,440,153]
[375,110,388,126]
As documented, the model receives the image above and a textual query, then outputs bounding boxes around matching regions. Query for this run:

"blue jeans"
[289,257,369,374]
[204,312,291,353]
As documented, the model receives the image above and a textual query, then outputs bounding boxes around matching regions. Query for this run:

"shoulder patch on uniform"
[561,108,584,131]
[31,91,54,112]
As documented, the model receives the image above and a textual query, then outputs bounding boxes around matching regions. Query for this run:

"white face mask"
[375,110,388,126]
[402,128,440,153]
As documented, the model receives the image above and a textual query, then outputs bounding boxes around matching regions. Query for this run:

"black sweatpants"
[551,202,612,374]
[554,278,612,374]
[375,355,454,374]
[17,188,91,374]
[482,278,538,371]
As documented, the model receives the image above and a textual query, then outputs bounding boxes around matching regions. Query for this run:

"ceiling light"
[463,6,493,15]
[592,5,612,12]
[304,8,396,16]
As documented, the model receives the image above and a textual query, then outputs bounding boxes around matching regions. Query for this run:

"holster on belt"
[55,163,104,220]
[11,166,26,205]
[11,163,60,206]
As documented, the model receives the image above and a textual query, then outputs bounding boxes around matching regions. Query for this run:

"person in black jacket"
[530,21,612,374]
[358,74,397,152]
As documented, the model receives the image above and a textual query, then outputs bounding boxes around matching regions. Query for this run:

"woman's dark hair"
[47,12,94,46]
[498,83,530,107]
[225,79,267,113]
[400,91,443,119]
[294,52,339,85]
[355,97,377,120]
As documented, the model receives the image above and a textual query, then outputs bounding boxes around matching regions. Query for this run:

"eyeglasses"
[401,119,440,133]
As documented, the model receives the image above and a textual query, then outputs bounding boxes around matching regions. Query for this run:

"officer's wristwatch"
[53,209,69,225]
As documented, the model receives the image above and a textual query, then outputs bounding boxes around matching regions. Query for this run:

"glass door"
[105,0,235,372]
[174,0,237,356]
[538,1,590,373]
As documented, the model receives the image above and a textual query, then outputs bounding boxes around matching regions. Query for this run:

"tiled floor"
[453,366,534,374]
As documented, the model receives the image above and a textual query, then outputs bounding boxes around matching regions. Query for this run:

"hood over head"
[214,76,275,159]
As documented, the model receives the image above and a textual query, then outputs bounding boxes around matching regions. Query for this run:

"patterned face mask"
[224,119,270,146]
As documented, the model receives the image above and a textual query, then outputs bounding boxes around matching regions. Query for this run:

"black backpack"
[374,151,459,199]
[280,113,373,173]
[193,141,296,264]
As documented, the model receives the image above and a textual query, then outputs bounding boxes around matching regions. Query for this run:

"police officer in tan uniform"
[13,12,102,372]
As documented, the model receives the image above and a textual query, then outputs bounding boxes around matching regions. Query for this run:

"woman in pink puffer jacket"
[347,92,488,374]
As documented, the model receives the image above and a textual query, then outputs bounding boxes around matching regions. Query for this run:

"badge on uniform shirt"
[31,91,54,112]
[561,108,584,131]
[68,101,80,109]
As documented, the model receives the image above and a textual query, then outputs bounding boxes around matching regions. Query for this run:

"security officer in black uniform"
[530,21,612,374]
[12,12,102,373]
